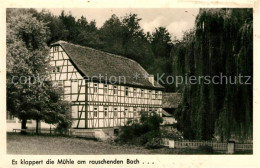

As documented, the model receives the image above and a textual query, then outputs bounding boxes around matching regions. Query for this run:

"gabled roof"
[51,41,164,90]
[162,92,182,108]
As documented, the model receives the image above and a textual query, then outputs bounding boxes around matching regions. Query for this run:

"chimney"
[148,75,154,86]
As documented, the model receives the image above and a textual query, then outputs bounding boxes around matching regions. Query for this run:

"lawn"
[6,133,252,155]
[7,133,177,155]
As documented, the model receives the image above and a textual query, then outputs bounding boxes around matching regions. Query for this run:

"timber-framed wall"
[49,44,163,129]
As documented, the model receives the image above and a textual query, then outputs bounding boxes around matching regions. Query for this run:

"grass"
[7,133,167,155]
[6,133,252,155]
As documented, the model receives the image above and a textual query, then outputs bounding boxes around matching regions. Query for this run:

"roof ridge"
[55,40,146,68]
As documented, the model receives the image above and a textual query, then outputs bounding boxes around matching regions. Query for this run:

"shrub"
[161,128,184,141]
[145,137,162,149]
[118,110,163,148]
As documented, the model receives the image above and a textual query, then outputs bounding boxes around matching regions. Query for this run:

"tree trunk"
[21,119,27,134]
[36,119,39,134]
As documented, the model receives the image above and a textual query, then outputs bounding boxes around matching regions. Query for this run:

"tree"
[33,9,70,45]
[151,27,172,58]
[99,14,124,54]
[6,9,71,134]
[121,13,155,69]
[149,27,174,91]
[100,13,155,70]
[172,9,253,142]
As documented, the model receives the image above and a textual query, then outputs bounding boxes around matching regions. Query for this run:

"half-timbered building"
[49,41,164,129]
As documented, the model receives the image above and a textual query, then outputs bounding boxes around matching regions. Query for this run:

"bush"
[145,137,162,149]
[55,122,70,135]
[118,111,163,148]
[161,128,183,141]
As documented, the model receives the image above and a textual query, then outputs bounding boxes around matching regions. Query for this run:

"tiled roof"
[51,41,164,90]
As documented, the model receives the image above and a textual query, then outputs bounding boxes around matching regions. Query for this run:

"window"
[155,91,158,98]
[114,108,118,117]
[124,108,128,117]
[56,66,61,73]
[94,83,98,93]
[149,90,152,98]
[125,87,129,96]
[54,46,58,52]
[113,86,117,95]
[94,107,98,117]
[133,88,137,97]
[52,66,61,73]
[104,107,108,117]
[133,108,137,117]
[104,84,108,94]
[149,109,153,116]
[141,89,144,97]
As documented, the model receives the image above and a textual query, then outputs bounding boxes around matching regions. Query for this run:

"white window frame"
[133,88,137,97]
[104,107,108,118]
[54,46,58,52]
[104,84,108,94]
[141,89,144,97]
[125,87,129,96]
[149,109,153,116]
[133,108,137,117]
[155,91,158,99]
[114,107,118,117]
[94,83,98,93]
[124,108,128,117]
[113,86,117,95]
[94,107,98,118]
[53,66,61,73]
[149,90,152,98]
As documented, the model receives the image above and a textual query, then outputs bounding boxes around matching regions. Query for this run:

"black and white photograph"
[1,0,259,167]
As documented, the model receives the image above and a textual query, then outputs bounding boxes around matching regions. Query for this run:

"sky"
[38,8,199,40]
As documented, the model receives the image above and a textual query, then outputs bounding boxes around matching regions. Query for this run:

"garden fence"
[161,138,253,151]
